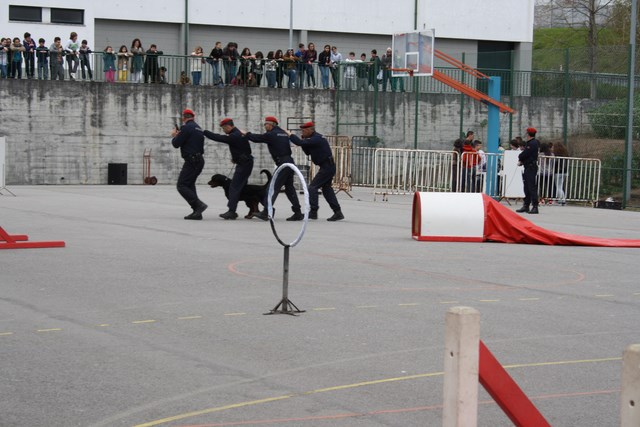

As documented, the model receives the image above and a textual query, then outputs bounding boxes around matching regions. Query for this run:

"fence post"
[621,344,640,427]
[442,306,480,427]
[563,48,570,151]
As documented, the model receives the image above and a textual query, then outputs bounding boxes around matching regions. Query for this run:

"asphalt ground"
[1,184,640,427]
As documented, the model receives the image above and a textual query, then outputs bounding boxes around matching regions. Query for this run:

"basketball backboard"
[391,29,434,77]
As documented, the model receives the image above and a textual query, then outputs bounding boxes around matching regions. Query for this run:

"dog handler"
[516,127,540,215]
[171,108,208,220]
[246,116,304,221]
[287,122,344,221]
[203,118,254,220]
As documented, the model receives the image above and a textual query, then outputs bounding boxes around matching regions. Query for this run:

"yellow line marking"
[133,395,293,427]
[503,356,621,369]
[439,301,459,304]
[634,292,640,296]
[132,320,156,324]
[356,305,378,308]
[312,307,336,311]
[479,299,500,302]
[177,316,203,320]
[37,328,62,332]
[399,303,419,306]
[518,298,540,301]
[223,312,246,316]
[0,332,14,336]
[97,324,110,327]
[595,294,614,298]
[134,355,620,427]
[304,371,445,395]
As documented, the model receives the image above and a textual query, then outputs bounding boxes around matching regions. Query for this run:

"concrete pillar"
[442,306,480,427]
[621,344,640,426]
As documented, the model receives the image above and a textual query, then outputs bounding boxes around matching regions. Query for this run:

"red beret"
[300,121,315,129]
[264,116,278,125]
[219,118,234,127]
[526,127,537,135]
[182,109,195,117]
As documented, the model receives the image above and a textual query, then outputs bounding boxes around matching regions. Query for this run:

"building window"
[9,5,42,22]
[51,8,84,25]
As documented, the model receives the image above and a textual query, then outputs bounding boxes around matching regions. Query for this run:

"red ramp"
[412,192,640,247]
[482,195,640,246]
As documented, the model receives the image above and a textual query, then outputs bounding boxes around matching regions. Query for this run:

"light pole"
[624,0,637,206]
[289,0,293,50]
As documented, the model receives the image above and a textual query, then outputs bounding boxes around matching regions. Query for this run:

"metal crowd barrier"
[536,155,601,205]
[361,148,600,204]
[372,149,455,200]
[290,135,353,195]
[455,152,600,204]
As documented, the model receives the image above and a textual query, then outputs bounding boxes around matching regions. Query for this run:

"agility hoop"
[264,163,309,316]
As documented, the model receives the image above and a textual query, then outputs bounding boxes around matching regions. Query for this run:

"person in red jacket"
[460,139,480,192]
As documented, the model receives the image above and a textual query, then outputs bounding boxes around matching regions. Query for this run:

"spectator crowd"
[1,32,408,91]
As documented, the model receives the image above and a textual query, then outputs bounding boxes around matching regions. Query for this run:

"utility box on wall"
[108,163,127,185]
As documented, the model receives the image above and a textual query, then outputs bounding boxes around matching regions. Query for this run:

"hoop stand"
[0,185,16,196]
[264,244,305,316]
[262,163,310,316]
[0,164,15,196]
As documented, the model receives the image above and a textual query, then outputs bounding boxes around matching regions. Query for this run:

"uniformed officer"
[171,108,207,220]
[287,122,344,221]
[246,116,303,221]
[204,118,253,220]
[516,127,540,215]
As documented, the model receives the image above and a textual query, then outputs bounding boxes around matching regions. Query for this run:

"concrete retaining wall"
[0,80,602,185]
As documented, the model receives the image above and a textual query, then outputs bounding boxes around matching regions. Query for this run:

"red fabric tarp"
[482,195,640,247]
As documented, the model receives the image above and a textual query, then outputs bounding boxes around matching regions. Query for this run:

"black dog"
[208,169,272,219]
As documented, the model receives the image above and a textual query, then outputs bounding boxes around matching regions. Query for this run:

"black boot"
[516,205,529,213]
[219,210,238,220]
[327,210,344,221]
[308,210,318,220]
[193,201,208,216]
[184,211,203,220]
[254,209,269,221]
[286,210,304,221]
[528,206,539,214]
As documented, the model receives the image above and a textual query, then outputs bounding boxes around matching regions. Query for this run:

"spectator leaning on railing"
[0,31,397,89]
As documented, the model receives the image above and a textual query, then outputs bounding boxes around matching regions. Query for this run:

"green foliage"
[599,148,640,196]
[589,94,640,138]
[533,29,630,73]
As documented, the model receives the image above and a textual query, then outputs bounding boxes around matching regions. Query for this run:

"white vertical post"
[621,344,640,427]
[442,306,480,427]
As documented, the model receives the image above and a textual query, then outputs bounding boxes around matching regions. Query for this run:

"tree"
[608,0,640,45]
[547,0,616,97]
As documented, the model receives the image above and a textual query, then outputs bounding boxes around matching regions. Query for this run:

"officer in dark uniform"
[204,118,253,220]
[516,127,540,215]
[287,122,344,221]
[246,116,303,221]
[171,108,207,220]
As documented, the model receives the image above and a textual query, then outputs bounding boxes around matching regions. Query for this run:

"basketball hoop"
[390,68,414,77]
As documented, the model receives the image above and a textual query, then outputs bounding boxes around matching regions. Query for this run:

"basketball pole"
[486,76,501,198]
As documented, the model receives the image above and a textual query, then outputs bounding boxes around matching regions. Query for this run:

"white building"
[2,0,534,70]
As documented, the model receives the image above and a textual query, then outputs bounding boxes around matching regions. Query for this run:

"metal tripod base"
[264,298,306,316]
[0,186,16,196]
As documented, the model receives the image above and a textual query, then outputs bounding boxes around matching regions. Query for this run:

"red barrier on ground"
[0,226,65,249]
[482,194,640,247]
[479,340,551,427]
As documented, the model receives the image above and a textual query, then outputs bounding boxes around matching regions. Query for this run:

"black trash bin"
[108,163,128,185]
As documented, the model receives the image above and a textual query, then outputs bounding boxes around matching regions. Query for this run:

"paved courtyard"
[2,184,640,426]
